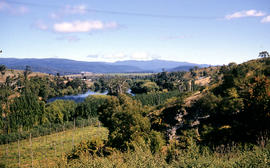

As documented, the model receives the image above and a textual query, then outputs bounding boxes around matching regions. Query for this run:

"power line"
[6,0,219,20]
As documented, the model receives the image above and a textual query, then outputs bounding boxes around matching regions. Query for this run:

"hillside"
[113,59,209,72]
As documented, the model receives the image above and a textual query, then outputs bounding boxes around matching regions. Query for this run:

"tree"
[24,65,32,80]
[45,100,76,123]
[131,80,159,94]
[99,95,151,151]
[107,77,129,96]
[245,76,270,131]
[259,51,269,58]
[0,64,6,75]
[75,95,109,119]
[8,90,45,131]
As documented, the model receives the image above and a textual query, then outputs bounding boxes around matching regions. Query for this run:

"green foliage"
[67,138,114,160]
[75,95,109,119]
[8,90,45,131]
[131,80,159,94]
[185,58,270,145]
[67,78,87,91]
[107,77,129,96]
[133,90,183,106]
[45,100,77,124]
[3,57,270,167]
[149,130,165,154]
[152,71,186,91]
[0,125,108,168]
[0,117,98,144]
[99,94,152,151]
[67,138,270,168]
[68,143,168,168]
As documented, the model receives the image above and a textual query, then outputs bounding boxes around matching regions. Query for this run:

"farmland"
[0,126,108,167]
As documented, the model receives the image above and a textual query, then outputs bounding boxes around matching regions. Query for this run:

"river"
[47,90,108,103]
[47,89,134,103]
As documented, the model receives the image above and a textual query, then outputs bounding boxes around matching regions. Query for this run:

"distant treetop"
[259,51,269,58]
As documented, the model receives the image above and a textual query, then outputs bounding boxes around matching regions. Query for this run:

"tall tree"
[0,64,6,75]
[107,77,129,96]
[24,65,32,80]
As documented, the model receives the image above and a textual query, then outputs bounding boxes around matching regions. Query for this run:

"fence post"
[30,133,34,168]
[5,143,8,157]
[54,142,57,157]
[72,118,75,147]
[61,127,64,157]
[18,140,21,168]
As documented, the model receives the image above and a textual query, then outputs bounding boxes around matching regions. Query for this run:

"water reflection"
[47,90,108,103]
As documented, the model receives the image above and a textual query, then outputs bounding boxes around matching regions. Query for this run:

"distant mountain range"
[0,58,209,74]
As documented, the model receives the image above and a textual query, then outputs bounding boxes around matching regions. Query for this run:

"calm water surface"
[47,90,108,103]
[47,89,134,103]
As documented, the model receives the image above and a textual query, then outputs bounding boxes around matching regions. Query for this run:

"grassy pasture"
[0,126,108,168]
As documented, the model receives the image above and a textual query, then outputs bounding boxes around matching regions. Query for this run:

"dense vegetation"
[0,67,89,135]
[1,56,270,167]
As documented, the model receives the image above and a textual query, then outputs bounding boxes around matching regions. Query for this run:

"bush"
[67,138,114,160]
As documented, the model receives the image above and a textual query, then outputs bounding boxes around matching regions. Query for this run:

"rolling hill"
[113,59,209,72]
[0,58,208,74]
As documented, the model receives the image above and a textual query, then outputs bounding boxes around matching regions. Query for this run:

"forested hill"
[0,58,208,74]
[112,59,209,72]
[0,58,142,74]
[172,57,270,145]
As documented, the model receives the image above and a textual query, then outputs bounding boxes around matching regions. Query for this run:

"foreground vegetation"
[0,126,108,168]
[1,55,270,167]
[67,142,270,168]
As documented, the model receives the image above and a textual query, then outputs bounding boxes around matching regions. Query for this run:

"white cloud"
[108,53,126,59]
[225,10,265,20]
[53,20,118,33]
[0,1,28,15]
[35,20,48,30]
[261,15,270,23]
[130,52,152,60]
[86,52,155,62]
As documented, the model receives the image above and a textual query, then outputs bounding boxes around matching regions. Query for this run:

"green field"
[0,126,108,168]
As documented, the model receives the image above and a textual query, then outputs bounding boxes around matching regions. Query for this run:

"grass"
[67,143,270,168]
[0,126,108,168]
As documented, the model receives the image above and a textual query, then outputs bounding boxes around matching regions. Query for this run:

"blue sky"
[0,0,270,65]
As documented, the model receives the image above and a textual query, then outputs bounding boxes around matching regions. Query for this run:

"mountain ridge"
[0,58,209,74]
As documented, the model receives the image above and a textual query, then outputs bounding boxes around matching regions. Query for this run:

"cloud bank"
[53,20,118,33]
[261,15,270,23]
[87,52,158,62]
[225,10,265,20]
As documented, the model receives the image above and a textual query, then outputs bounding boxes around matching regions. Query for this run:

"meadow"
[0,126,108,168]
